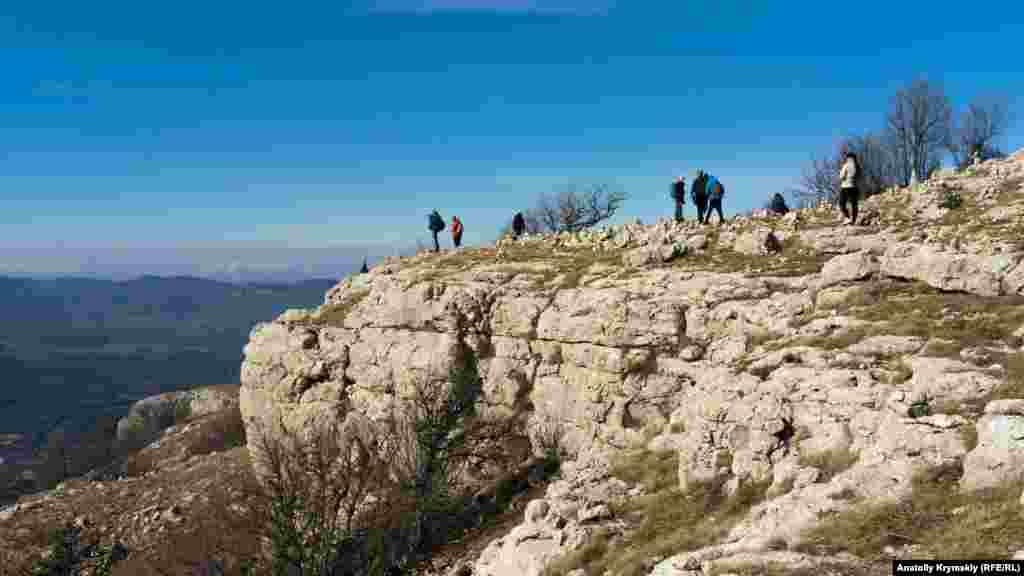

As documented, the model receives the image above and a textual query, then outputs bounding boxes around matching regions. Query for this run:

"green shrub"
[939,189,963,210]
[31,522,127,576]
[173,399,192,424]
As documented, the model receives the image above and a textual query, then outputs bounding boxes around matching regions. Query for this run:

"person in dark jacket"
[451,215,464,248]
[769,192,789,215]
[428,209,445,252]
[512,212,526,239]
[690,171,708,224]
[671,176,687,222]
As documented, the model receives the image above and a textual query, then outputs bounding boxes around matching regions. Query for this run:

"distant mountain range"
[0,274,340,454]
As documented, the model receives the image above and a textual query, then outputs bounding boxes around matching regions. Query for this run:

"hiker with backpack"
[706,172,726,224]
[512,212,526,239]
[451,215,464,248]
[838,152,861,225]
[693,170,726,225]
[671,175,687,222]
[427,209,445,252]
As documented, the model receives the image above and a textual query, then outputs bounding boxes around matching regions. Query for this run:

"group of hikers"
[426,209,527,253]
[671,168,728,224]
[670,154,864,225]
[425,153,866,253]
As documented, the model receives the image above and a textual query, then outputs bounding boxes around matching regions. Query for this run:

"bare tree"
[885,78,953,185]
[844,131,901,196]
[797,152,841,206]
[528,183,627,234]
[796,129,907,206]
[250,413,388,576]
[950,97,1009,168]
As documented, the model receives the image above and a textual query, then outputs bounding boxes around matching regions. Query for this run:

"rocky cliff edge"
[240,152,1024,575]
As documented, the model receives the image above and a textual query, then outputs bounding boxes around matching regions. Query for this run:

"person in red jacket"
[451,215,464,248]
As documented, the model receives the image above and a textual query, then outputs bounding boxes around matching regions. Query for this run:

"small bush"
[31,522,128,576]
[173,399,192,424]
[939,189,963,210]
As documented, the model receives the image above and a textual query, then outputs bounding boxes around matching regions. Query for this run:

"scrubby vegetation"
[311,288,370,327]
[543,447,772,576]
[25,521,128,576]
[797,462,1024,561]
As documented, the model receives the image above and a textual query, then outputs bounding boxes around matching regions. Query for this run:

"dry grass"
[808,280,1024,359]
[706,559,877,576]
[878,356,914,384]
[544,448,771,576]
[609,449,679,494]
[988,352,1024,401]
[770,327,870,353]
[797,462,1024,561]
[310,288,370,327]
[796,447,859,483]
[672,231,831,277]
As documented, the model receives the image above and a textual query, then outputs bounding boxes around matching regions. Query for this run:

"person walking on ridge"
[428,209,446,252]
[838,152,860,225]
[671,175,687,222]
[451,215,464,248]
[691,170,709,224]
[512,212,526,240]
[705,171,726,225]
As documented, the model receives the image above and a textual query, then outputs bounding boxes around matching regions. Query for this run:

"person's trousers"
[432,232,439,252]
[453,233,462,248]
[839,187,859,224]
[675,201,684,222]
[695,199,708,223]
[705,198,724,224]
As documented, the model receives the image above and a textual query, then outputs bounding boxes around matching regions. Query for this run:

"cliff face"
[240,153,1024,575]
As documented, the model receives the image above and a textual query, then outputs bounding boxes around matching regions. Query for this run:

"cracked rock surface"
[236,153,1024,575]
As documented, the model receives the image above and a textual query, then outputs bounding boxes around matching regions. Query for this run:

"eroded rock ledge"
[240,153,1024,575]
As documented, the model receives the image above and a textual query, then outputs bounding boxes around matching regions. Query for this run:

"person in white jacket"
[838,152,860,225]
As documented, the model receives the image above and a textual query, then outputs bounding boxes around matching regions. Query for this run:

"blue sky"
[1,1,1022,279]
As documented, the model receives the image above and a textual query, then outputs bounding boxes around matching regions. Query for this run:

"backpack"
[706,176,723,200]
[428,212,445,232]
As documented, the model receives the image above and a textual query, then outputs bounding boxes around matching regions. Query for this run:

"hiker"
[769,192,789,215]
[671,175,687,222]
[838,152,860,225]
[451,215,464,248]
[427,209,445,252]
[512,212,526,239]
[695,170,726,225]
[690,170,709,224]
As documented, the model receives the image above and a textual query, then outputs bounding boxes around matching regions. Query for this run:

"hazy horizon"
[2,1,1022,279]
[0,240,416,282]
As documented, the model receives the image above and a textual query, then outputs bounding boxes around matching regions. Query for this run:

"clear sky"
[2,1,1022,280]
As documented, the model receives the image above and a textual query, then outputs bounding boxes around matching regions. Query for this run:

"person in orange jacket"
[451,215,464,248]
